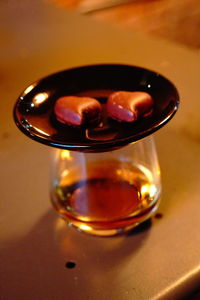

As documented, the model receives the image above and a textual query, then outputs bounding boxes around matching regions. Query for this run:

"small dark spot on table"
[154,212,163,219]
[2,132,10,139]
[65,261,76,269]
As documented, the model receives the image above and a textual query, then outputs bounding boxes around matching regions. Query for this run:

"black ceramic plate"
[13,64,179,152]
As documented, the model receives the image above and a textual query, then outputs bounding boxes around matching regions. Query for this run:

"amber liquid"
[52,160,159,235]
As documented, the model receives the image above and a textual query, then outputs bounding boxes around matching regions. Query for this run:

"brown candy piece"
[107,91,153,122]
[54,96,102,126]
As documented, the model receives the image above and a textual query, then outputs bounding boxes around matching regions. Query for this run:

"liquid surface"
[52,160,160,233]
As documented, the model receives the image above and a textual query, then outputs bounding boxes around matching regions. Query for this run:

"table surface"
[1,1,200,299]
[49,0,200,49]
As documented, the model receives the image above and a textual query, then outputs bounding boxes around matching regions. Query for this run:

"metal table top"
[1,1,200,299]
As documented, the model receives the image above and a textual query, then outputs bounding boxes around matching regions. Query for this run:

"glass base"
[54,197,160,237]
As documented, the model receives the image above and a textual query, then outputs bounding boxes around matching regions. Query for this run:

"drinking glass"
[50,135,161,236]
